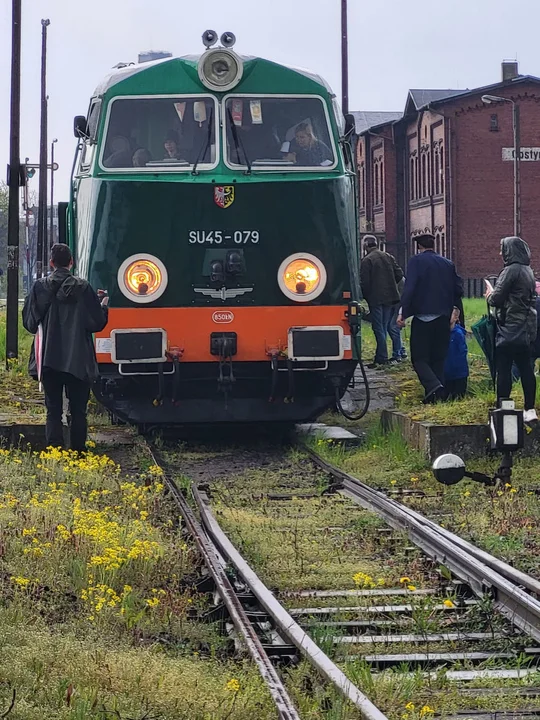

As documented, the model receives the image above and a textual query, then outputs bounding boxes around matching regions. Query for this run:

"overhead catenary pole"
[37,18,50,278]
[6,0,22,363]
[50,139,57,249]
[341,0,349,115]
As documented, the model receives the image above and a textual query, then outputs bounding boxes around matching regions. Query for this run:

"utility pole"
[513,103,521,236]
[341,0,349,115]
[37,18,50,278]
[6,0,22,363]
[50,139,57,249]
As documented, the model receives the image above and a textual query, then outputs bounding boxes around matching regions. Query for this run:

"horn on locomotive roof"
[220,32,236,48]
[202,29,218,48]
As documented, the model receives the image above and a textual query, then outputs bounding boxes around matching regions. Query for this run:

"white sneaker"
[523,409,538,423]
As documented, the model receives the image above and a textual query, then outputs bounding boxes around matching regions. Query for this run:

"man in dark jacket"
[360,236,404,367]
[397,234,463,403]
[22,244,108,451]
[486,236,537,422]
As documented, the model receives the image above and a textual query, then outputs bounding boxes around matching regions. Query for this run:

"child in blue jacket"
[444,307,469,399]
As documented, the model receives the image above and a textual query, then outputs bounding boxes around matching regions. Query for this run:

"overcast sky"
[1,0,538,200]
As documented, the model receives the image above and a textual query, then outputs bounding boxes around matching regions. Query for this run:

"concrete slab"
[295,422,364,447]
[381,408,540,460]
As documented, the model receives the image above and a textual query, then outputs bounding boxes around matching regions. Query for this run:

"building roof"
[351,110,403,134]
[408,88,469,110]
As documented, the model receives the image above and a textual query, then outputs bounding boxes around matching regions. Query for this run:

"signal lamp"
[117,254,168,304]
[198,49,243,92]
[277,253,327,302]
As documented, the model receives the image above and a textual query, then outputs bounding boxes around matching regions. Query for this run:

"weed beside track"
[162,439,540,719]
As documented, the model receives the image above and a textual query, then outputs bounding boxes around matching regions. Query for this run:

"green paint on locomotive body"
[71,52,360,307]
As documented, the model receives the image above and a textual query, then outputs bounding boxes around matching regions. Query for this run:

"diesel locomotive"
[63,31,362,426]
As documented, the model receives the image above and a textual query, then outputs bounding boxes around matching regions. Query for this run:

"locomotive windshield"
[100,96,218,171]
[224,96,336,170]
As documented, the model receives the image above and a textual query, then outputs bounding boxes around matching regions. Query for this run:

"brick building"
[354,63,540,292]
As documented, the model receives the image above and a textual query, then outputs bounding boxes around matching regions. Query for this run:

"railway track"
[143,436,540,719]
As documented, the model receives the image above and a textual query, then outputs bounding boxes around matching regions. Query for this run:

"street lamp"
[481,94,520,236]
[50,138,57,250]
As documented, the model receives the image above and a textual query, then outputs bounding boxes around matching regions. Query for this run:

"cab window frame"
[221,93,339,173]
[97,93,220,174]
[78,98,102,175]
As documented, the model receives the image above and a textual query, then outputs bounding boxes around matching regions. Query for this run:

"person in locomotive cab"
[285,123,332,166]
[22,244,109,452]
[163,130,184,160]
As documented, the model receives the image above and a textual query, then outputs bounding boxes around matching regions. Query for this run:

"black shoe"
[423,385,445,404]
[367,361,387,370]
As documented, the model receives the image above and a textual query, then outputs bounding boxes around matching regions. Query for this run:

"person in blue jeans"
[360,236,404,368]
[444,307,469,399]
[388,277,407,361]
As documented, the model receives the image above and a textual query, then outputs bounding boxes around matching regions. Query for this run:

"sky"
[1,0,539,201]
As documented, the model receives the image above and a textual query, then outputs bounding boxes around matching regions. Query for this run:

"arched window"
[434,148,440,195]
[373,163,379,206]
[421,154,427,197]
[440,145,445,194]
[410,157,415,199]
[441,232,447,257]
[380,160,384,206]
[414,157,419,199]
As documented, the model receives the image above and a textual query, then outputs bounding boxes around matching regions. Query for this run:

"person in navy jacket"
[397,234,463,403]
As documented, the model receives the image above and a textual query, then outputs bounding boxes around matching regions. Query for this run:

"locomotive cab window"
[99,95,218,172]
[223,95,336,170]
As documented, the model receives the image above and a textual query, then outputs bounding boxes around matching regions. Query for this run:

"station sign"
[502,148,540,161]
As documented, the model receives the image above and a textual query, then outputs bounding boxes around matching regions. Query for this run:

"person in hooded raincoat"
[22,243,109,451]
[485,236,537,422]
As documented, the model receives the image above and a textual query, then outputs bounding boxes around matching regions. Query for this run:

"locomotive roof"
[93,53,334,97]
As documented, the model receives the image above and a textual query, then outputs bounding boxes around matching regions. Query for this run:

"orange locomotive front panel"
[95,306,353,364]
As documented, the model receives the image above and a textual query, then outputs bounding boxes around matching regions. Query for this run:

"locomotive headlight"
[277,253,327,302]
[198,49,243,91]
[117,253,168,304]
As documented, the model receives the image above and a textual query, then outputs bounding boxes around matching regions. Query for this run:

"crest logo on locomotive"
[214,185,235,209]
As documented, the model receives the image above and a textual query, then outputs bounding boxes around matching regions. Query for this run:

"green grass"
[359,298,537,426]
[0,444,284,719]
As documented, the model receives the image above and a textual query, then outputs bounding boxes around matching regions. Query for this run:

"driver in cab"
[284,123,332,167]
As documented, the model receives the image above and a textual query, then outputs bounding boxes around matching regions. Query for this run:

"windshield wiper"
[192,107,214,175]
[227,108,251,173]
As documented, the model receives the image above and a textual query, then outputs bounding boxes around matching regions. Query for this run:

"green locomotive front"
[68,32,360,425]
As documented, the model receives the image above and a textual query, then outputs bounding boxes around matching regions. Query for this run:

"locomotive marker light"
[118,254,168,304]
[278,253,326,302]
[432,400,524,488]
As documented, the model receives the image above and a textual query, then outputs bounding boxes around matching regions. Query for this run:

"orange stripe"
[96,306,352,362]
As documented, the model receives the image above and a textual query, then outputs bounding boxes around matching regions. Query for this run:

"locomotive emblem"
[214,185,235,209]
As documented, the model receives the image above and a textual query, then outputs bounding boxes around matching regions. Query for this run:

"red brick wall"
[442,84,540,279]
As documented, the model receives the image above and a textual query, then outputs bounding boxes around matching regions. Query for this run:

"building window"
[421,153,427,198]
[440,145,445,194]
[409,157,415,200]
[373,163,379,207]
[441,232,447,257]
[358,163,366,209]
[490,114,499,132]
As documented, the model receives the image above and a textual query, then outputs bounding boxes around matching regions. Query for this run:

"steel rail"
[305,447,540,643]
[146,447,300,720]
[192,485,389,720]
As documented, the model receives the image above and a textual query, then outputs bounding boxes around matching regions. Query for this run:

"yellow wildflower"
[443,599,455,608]
[390,480,397,485]
[405,703,415,711]
[399,577,412,584]
[407,584,417,592]
[226,678,240,693]
[420,706,434,717]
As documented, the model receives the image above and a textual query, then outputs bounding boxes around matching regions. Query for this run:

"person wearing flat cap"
[397,234,463,403]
